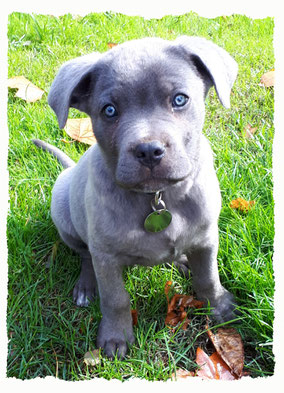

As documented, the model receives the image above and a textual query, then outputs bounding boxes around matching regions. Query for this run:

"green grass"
[7,12,274,380]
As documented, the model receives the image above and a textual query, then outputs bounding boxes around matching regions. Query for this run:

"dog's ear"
[174,36,238,108]
[48,52,101,129]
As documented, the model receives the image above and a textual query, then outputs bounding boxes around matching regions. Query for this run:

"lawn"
[7,11,274,380]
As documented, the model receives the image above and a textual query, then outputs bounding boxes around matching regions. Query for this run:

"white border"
[1,1,283,391]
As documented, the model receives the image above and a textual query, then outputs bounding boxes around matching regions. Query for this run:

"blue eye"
[172,94,189,108]
[103,104,117,118]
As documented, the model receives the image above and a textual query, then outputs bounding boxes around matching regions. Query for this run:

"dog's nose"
[134,141,165,169]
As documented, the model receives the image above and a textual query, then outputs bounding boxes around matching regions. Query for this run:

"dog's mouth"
[116,173,190,193]
[115,146,193,193]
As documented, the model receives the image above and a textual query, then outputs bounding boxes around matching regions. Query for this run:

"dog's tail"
[32,139,76,169]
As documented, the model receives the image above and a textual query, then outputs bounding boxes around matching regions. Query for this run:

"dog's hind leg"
[59,230,97,307]
[50,168,97,306]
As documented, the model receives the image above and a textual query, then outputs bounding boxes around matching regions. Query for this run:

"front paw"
[97,316,134,359]
[211,289,239,323]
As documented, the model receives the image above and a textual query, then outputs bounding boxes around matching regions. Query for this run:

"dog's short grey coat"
[33,36,238,359]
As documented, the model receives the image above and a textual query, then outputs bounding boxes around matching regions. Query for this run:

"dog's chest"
[118,209,201,266]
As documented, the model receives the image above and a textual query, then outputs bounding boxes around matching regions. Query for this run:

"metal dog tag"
[144,209,172,233]
[144,191,172,233]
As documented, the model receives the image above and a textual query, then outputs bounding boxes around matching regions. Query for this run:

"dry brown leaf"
[8,76,44,102]
[165,282,204,330]
[260,70,275,87]
[206,327,244,378]
[196,347,236,380]
[84,349,100,366]
[242,124,257,139]
[230,197,255,212]
[131,309,138,326]
[171,369,195,380]
[64,118,96,145]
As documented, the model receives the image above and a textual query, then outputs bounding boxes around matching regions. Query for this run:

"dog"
[32,36,238,359]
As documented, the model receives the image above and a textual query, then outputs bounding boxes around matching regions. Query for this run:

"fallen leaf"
[64,118,96,145]
[260,70,275,87]
[206,327,244,378]
[84,349,100,366]
[164,280,173,303]
[242,124,257,139]
[131,309,138,326]
[107,42,118,49]
[230,197,255,212]
[196,347,216,379]
[46,240,60,268]
[171,369,195,380]
[196,347,236,380]
[8,76,45,102]
[165,282,204,330]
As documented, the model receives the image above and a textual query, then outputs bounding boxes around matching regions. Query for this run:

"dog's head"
[48,36,237,193]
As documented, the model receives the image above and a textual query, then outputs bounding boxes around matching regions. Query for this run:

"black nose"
[134,141,165,169]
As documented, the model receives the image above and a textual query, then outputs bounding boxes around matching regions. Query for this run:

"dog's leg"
[73,252,98,307]
[91,252,134,359]
[58,230,97,307]
[186,244,236,322]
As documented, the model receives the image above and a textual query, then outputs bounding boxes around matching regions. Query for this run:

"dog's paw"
[211,289,239,323]
[97,316,134,359]
[173,254,190,278]
[73,279,97,307]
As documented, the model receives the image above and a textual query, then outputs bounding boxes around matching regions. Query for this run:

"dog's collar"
[144,191,172,233]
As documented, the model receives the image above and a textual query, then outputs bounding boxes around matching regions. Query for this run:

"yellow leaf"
[8,76,44,102]
[242,124,257,139]
[64,118,96,145]
[83,349,100,366]
[230,198,255,212]
[260,70,275,87]
[107,42,118,49]
[171,369,195,380]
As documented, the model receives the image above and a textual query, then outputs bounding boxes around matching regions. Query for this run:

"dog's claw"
[96,316,134,359]
[104,339,128,359]
[73,290,91,307]
[73,280,96,307]
[73,257,97,307]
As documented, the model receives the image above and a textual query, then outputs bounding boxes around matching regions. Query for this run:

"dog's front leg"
[91,251,134,359]
[187,242,237,323]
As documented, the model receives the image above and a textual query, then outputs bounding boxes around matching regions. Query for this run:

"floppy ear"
[174,36,238,108]
[48,52,102,129]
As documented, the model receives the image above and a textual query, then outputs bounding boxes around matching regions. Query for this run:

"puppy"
[33,36,238,359]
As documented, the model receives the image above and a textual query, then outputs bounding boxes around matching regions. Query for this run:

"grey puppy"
[33,36,238,359]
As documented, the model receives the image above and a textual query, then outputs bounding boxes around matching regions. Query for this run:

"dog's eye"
[172,94,189,108]
[103,104,117,118]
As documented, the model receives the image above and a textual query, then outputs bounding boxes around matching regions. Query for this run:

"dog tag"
[144,209,172,233]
